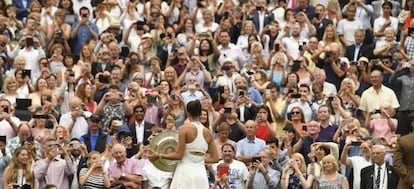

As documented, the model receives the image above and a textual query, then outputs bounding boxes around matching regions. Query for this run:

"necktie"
[375,167,381,189]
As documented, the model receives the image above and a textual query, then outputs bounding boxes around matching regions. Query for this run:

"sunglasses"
[291,111,301,115]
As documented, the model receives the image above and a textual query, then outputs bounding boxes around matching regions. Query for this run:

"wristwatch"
[121,173,126,178]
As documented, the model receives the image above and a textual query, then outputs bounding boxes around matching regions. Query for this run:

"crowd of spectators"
[0,0,413,188]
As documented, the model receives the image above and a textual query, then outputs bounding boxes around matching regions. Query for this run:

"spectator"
[312,4,333,41]
[360,144,400,189]
[108,143,142,188]
[281,153,314,189]
[94,85,133,131]
[79,151,111,188]
[212,102,246,142]
[281,22,309,60]
[33,137,76,189]
[2,147,34,188]
[212,143,249,189]
[59,96,91,140]
[70,7,99,58]
[79,114,110,153]
[359,69,400,120]
[389,59,414,135]
[365,105,398,141]
[393,112,414,189]
[345,29,374,62]
[0,99,20,140]
[6,123,41,158]
[236,120,266,164]
[314,154,349,188]
[317,105,339,142]
[340,141,372,189]
[217,30,245,70]
[128,105,154,146]
[283,84,318,123]
[247,147,280,189]
[373,1,399,48]
[213,122,236,159]
[337,4,363,47]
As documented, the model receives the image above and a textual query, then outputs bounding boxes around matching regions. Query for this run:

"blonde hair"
[4,148,34,184]
[3,77,17,93]
[322,24,341,47]
[321,154,339,173]
[87,151,101,168]
[292,153,307,173]
[241,21,258,35]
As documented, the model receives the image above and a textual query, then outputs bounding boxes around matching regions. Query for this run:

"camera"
[33,114,49,119]
[239,91,245,96]
[325,51,333,58]
[3,107,8,113]
[130,59,137,65]
[26,38,34,47]
[82,14,88,18]
[22,69,31,78]
[375,109,382,114]
[0,42,6,47]
[302,125,307,131]
[98,75,110,83]
[221,65,230,71]
[274,43,280,52]
[69,71,75,77]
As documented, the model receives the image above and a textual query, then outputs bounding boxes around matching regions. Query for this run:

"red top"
[256,123,271,141]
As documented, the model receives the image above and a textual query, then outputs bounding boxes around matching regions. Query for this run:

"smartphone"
[22,69,31,78]
[314,13,320,19]
[221,65,230,71]
[372,137,381,144]
[52,144,59,150]
[62,129,68,139]
[266,89,271,94]
[218,86,225,94]
[292,60,301,72]
[291,93,301,98]
[98,75,109,83]
[328,96,334,101]
[256,6,262,11]
[224,107,232,116]
[3,107,8,113]
[375,109,382,114]
[302,125,307,132]
[26,38,34,46]
[26,136,34,142]
[252,156,261,164]
[288,89,294,94]
[372,59,380,65]
[33,114,49,119]
[351,141,362,146]
[286,112,292,121]
[199,32,209,39]
[311,147,316,154]
[298,45,303,51]
[217,165,229,177]
[46,96,52,102]
[247,57,253,65]
[0,136,6,144]
[274,43,280,52]
[409,27,414,35]
[239,91,245,96]
[403,62,411,68]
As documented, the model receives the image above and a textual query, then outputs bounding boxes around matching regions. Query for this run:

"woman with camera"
[281,153,314,189]
[255,105,277,141]
[75,83,97,113]
[2,147,35,189]
[365,105,397,142]
[79,151,111,189]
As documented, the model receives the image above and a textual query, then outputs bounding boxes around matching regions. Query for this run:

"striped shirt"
[79,168,105,189]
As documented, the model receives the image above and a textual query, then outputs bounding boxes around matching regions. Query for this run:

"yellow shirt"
[266,98,286,138]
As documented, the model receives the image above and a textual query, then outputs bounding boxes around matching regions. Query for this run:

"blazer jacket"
[128,121,155,146]
[394,133,414,189]
[360,164,400,189]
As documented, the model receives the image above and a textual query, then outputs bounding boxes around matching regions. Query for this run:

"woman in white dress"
[149,100,219,189]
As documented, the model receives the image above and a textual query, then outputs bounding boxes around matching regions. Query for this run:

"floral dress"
[316,174,345,189]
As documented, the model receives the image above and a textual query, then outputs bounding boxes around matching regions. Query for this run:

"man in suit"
[91,47,114,76]
[361,144,400,189]
[235,86,257,123]
[13,0,33,20]
[312,4,333,40]
[251,0,274,34]
[394,112,414,189]
[129,105,154,146]
[294,0,315,20]
[345,29,374,62]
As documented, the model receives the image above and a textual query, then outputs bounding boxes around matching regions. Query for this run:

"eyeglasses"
[135,110,144,113]
[291,111,301,115]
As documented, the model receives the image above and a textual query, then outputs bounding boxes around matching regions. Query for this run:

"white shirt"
[349,156,372,189]
[337,19,363,45]
[212,159,250,189]
[142,163,173,189]
[373,16,399,48]
[135,121,144,144]
[217,44,245,70]
[374,164,388,189]
[59,111,92,140]
[16,47,46,83]
[0,117,20,140]
[282,36,309,60]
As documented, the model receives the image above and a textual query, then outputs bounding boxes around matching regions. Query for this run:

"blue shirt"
[319,123,338,142]
[235,137,266,158]
[80,133,111,151]
[248,88,263,104]
[71,21,98,55]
